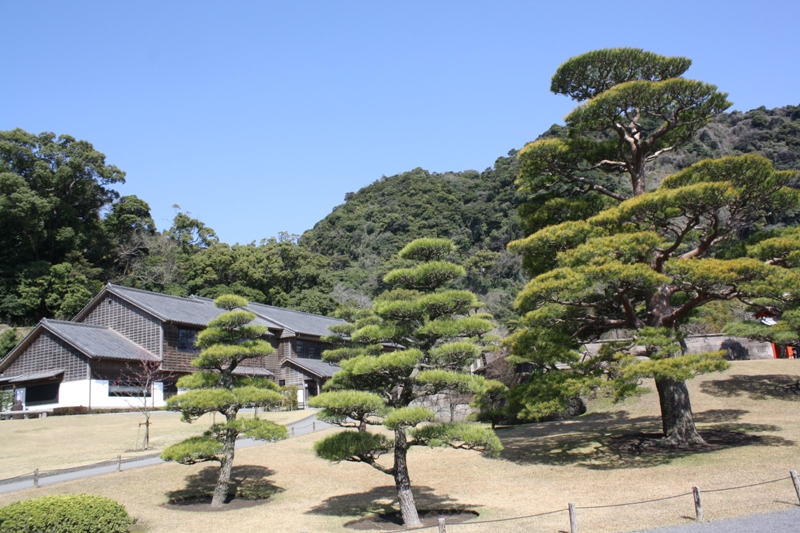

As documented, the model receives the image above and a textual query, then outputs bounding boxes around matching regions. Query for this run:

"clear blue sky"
[2,1,799,245]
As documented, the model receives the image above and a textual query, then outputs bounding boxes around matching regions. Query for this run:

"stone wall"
[584,335,774,360]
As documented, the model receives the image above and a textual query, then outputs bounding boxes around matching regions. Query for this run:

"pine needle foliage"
[509,48,800,446]
[308,238,505,527]
[161,295,287,507]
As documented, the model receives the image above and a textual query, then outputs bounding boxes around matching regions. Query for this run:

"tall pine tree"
[310,238,503,527]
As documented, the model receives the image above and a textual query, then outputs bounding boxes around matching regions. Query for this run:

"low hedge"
[0,494,131,533]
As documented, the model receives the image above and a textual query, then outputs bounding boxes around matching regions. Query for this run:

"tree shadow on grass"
[307,485,476,519]
[499,409,794,470]
[700,374,800,401]
[165,464,284,504]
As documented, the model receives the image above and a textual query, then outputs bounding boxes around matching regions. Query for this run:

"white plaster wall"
[11,381,167,415]
[86,380,166,409]
[19,380,167,410]
[58,379,92,408]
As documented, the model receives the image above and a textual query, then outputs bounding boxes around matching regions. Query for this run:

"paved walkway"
[634,507,800,532]
[0,412,330,495]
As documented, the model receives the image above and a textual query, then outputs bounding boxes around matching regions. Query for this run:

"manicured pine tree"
[508,47,800,445]
[309,238,504,527]
[508,154,800,444]
[161,294,288,507]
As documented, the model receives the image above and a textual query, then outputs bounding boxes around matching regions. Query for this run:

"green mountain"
[299,153,527,322]
[300,105,800,323]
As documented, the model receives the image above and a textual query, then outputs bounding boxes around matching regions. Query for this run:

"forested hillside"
[0,104,798,335]
[299,154,527,321]
[301,105,800,323]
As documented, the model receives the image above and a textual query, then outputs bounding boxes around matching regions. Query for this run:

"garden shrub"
[0,494,131,533]
[52,406,90,416]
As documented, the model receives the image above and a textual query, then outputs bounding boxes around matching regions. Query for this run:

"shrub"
[279,386,299,411]
[52,406,90,416]
[0,494,131,533]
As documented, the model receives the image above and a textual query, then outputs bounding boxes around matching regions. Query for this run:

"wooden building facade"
[0,284,344,413]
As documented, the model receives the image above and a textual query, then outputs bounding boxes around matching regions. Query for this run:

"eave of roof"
[0,369,65,383]
[231,367,274,377]
[281,358,341,379]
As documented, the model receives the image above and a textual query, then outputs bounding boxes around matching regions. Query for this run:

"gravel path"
[634,507,800,532]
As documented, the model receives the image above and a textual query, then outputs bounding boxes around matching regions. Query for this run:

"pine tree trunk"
[393,428,421,527]
[211,426,238,506]
[655,377,704,446]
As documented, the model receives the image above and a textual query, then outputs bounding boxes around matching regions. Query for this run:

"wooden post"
[569,502,577,533]
[117,454,122,472]
[693,486,703,522]
[438,516,447,533]
[790,471,800,505]
[33,468,39,489]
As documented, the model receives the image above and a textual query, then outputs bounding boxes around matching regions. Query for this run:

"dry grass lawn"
[1,360,799,532]
[0,409,313,479]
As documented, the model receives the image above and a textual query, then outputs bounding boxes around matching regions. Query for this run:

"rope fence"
[406,470,800,532]
[0,453,161,488]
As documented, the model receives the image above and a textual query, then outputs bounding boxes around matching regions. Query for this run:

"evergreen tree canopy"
[309,238,504,527]
[508,48,800,446]
[516,48,732,248]
[509,153,800,443]
[0,129,125,321]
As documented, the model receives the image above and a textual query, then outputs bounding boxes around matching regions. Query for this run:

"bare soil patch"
[608,429,781,456]
[345,509,479,530]
[164,496,269,512]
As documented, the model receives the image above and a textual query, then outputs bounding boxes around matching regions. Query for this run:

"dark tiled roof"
[231,367,274,377]
[0,369,65,383]
[43,319,159,361]
[245,302,346,338]
[282,357,341,378]
[106,285,226,327]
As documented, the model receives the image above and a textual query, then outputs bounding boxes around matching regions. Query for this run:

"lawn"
[0,409,313,480]
[1,360,799,532]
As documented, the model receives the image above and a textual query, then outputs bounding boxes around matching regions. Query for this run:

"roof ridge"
[246,301,346,321]
[245,309,294,333]
[108,283,209,306]
[44,319,111,330]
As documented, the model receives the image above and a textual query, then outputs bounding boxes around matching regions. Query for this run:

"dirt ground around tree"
[1,360,799,532]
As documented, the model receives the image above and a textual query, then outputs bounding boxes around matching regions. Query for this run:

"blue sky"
[2,1,799,245]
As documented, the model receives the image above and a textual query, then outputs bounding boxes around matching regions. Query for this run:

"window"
[296,340,321,359]
[163,381,178,400]
[177,328,199,352]
[278,380,286,386]
[25,383,60,405]
[109,382,151,397]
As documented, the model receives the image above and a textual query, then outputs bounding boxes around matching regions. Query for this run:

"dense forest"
[0,104,798,348]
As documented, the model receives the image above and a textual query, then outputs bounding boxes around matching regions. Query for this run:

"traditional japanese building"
[0,284,344,412]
